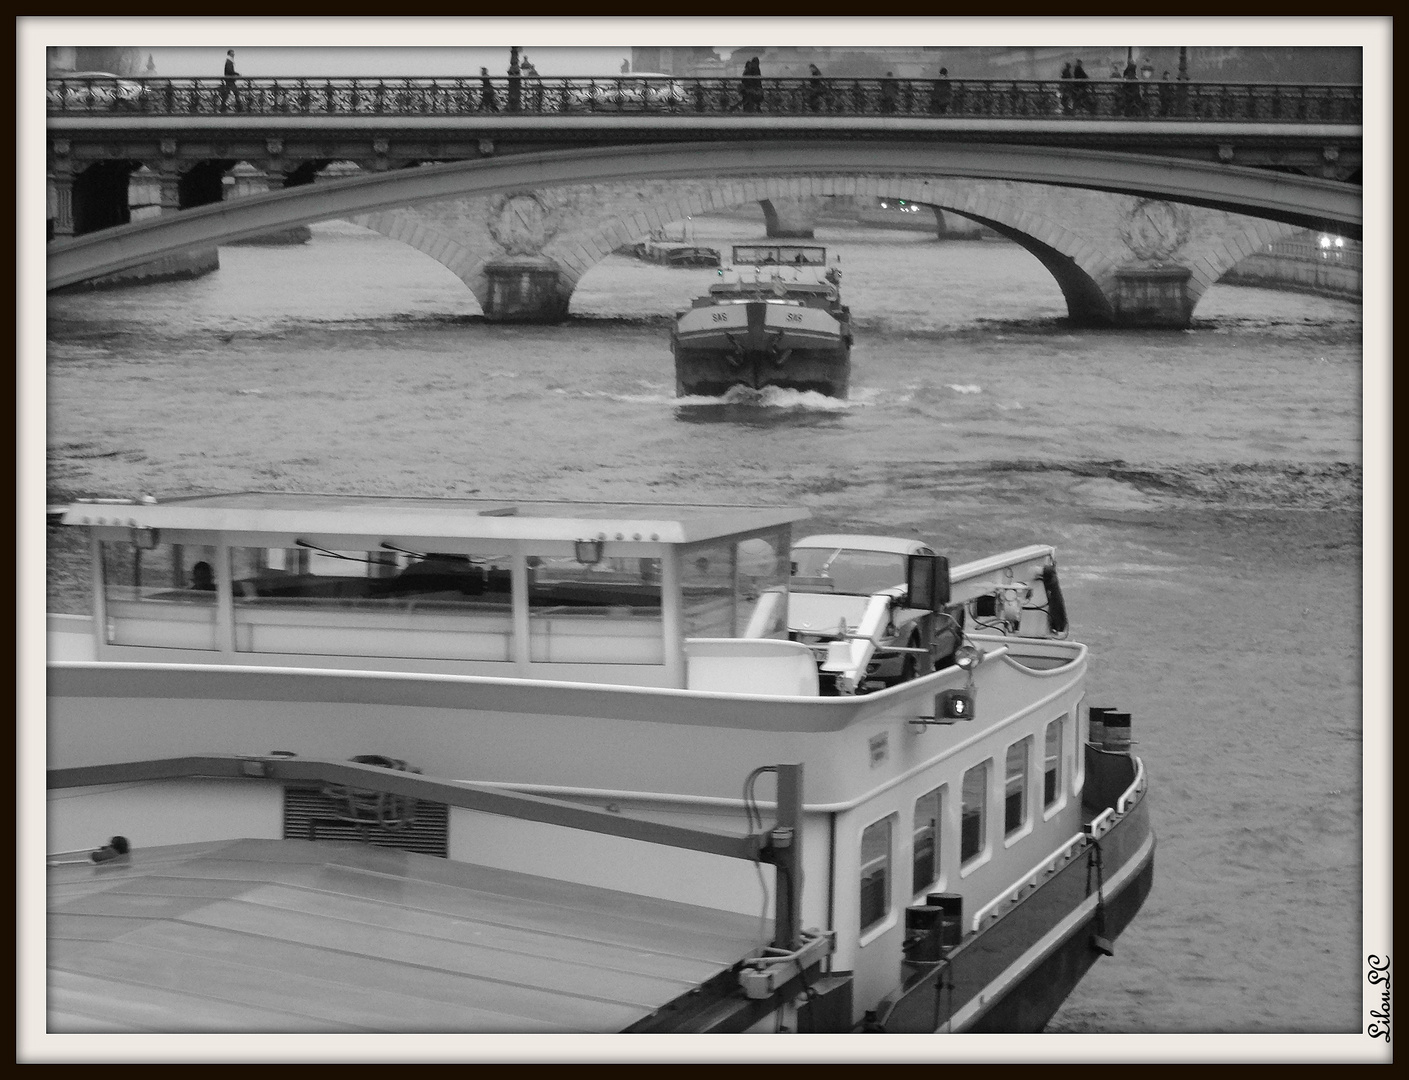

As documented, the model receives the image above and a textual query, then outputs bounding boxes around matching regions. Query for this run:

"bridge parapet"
[46,74,1364,124]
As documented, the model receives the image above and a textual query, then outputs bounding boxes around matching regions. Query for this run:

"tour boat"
[671,244,853,398]
[46,491,1153,1034]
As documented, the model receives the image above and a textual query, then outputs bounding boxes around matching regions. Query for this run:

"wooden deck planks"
[48,937,576,1034]
[47,838,761,1033]
[234,881,739,984]
[112,918,645,1031]
[183,897,696,1008]
[49,968,366,1033]
[49,912,159,942]
[295,862,766,961]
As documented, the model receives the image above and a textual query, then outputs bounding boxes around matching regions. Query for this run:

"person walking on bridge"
[879,71,898,114]
[219,50,239,113]
[929,67,951,114]
[1072,59,1091,115]
[807,63,825,112]
[741,56,762,113]
[479,66,498,113]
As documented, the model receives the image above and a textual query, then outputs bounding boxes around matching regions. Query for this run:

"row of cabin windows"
[860,715,1067,933]
[95,535,792,659]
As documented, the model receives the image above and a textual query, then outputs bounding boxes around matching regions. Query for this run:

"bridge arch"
[541,175,1124,323]
[48,140,1361,294]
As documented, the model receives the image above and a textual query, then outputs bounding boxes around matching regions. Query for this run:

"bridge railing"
[46,75,1363,124]
[1262,238,1362,267]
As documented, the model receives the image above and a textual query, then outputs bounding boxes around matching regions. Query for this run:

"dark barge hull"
[673,297,852,398]
[674,346,851,398]
[876,747,1155,1033]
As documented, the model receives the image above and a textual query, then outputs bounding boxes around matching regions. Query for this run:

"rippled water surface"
[46,214,1366,1034]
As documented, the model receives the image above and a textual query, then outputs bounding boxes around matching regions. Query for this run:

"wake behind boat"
[672,244,853,398]
[46,491,1152,1034]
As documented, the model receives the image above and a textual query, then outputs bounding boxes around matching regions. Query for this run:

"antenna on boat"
[294,539,388,566]
[380,541,429,559]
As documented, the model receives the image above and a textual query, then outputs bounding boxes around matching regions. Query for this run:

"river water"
[45,214,1366,1035]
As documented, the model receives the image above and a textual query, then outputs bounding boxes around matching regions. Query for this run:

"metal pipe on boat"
[772,763,804,952]
[1088,706,1112,746]
[1102,712,1133,754]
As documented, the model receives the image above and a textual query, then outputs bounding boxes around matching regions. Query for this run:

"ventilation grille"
[282,785,449,858]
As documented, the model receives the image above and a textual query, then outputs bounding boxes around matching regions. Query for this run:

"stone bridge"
[342,171,1299,326]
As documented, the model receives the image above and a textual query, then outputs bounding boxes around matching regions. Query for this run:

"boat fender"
[1041,563,1069,636]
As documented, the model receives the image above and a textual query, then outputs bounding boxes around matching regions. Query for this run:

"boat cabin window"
[1005,737,1032,837]
[228,545,517,662]
[527,555,665,665]
[790,547,916,596]
[100,539,220,649]
[860,815,894,934]
[680,528,789,639]
[731,245,826,267]
[960,761,989,866]
[913,785,945,895]
[1044,716,1065,808]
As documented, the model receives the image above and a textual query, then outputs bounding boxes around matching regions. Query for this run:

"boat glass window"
[860,815,893,933]
[1005,737,1032,836]
[527,554,665,665]
[960,761,988,865]
[681,528,789,639]
[1044,716,1064,807]
[228,546,516,662]
[913,785,944,895]
[790,547,908,596]
[100,539,219,649]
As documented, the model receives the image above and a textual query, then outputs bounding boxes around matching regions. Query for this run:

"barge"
[672,244,853,398]
[46,491,1152,1034]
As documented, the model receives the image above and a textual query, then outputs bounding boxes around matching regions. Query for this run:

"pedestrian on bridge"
[220,50,239,113]
[1121,57,1141,117]
[480,67,498,113]
[741,56,762,113]
[508,47,522,112]
[929,68,951,115]
[880,71,898,114]
[808,64,825,112]
[1059,62,1074,115]
[1072,59,1091,114]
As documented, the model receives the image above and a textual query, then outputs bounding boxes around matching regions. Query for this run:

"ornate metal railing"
[1262,238,1362,267]
[46,75,1363,124]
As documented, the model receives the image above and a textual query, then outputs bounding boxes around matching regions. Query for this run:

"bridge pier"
[223,163,310,246]
[482,256,570,322]
[760,197,822,239]
[1109,265,1194,327]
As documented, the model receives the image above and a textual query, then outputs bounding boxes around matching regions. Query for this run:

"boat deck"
[47,837,768,1033]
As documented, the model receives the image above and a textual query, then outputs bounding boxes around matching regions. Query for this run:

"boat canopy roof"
[61,492,809,546]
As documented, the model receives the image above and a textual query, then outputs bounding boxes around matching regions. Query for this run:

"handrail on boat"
[1116,756,1147,815]
[969,830,1087,933]
[967,754,1148,933]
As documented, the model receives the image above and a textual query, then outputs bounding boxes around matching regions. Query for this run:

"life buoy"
[1041,563,1068,636]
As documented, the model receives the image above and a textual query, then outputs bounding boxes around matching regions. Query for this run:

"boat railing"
[969,830,1088,933]
[968,754,1147,933]
[1088,756,1146,838]
[48,753,816,954]
[1116,756,1147,815]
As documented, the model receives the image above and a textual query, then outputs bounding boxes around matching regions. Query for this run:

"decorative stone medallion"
[1120,199,1191,262]
[488,192,561,256]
